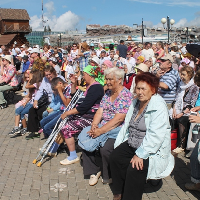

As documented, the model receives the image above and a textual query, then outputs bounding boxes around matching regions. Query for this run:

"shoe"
[47,152,57,157]
[60,157,79,165]
[113,194,122,200]
[89,172,101,186]
[102,178,112,184]
[172,147,184,154]
[185,183,200,192]
[25,132,40,140]
[20,128,27,136]
[9,128,21,136]
[1,103,7,109]
[185,150,193,158]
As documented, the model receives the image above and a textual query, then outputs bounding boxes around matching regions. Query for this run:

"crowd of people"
[1,39,200,199]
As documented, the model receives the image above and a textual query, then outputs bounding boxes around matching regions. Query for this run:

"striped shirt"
[159,68,180,104]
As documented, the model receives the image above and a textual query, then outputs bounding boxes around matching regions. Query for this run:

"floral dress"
[100,87,133,126]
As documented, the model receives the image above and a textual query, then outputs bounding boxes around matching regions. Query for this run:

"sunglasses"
[127,54,131,55]
[73,46,77,47]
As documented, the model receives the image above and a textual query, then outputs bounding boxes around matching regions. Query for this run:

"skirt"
[61,114,93,139]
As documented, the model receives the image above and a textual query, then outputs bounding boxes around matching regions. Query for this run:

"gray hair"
[104,67,124,84]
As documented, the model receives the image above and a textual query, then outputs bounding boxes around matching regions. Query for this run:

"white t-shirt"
[141,49,154,60]
[71,49,78,59]
[54,65,61,75]
[124,57,136,74]
[65,64,75,79]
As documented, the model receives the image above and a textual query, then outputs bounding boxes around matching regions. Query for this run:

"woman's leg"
[100,138,115,181]
[110,141,136,195]
[122,158,149,200]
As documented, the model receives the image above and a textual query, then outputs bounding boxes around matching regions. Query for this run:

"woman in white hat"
[0,55,18,108]
[130,63,149,95]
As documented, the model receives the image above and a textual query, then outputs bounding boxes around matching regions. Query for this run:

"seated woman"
[25,65,65,140]
[9,70,43,136]
[172,66,199,154]
[109,72,174,200]
[59,65,104,165]
[0,55,18,108]
[78,67,133,186]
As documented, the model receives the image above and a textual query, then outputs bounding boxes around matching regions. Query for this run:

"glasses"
[73,46,77,47]
[127,54,131,55]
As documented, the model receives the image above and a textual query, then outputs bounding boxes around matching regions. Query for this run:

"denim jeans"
[42,110,59,118]
[40,110,63,137]
[15,102,33,120]
[190,140,200,183]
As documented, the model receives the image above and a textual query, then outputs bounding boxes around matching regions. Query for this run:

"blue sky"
[0,0,200,31]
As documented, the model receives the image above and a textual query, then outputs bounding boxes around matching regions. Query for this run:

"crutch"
[32,89,83,167]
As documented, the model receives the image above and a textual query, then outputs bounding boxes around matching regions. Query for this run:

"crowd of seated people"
[2,40,200,199]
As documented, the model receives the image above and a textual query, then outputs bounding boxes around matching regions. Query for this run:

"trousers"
[82,138,115,180]
[109,141,149,200]
[0,84,13,104]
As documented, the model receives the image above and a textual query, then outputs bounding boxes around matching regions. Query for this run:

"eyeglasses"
[73,46,77,47]
[127,54,131,55]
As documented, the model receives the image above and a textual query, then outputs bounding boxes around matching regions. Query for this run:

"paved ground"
[0,93,200,200]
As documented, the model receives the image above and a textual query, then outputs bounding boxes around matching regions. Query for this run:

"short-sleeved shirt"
[99,87,133,126]
[159,68,180,104]
[79,51,90,71]
[60,85,71,111]
[117,44,128,58]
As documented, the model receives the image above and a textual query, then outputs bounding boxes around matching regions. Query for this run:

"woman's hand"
[176,113,183,119]
[61,111,68,120]
[22,101,27,107]
[172,109,176,119]
[130,155,144,170]
[191,106,200,112]
[47,108,53,113]
[189,114,200,123]
[89,128,102,138]
[33,100,38,109]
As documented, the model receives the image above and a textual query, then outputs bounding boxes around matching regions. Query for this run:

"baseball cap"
[30,48,40,54]
[160,54,174,63]
[90,43,94,47]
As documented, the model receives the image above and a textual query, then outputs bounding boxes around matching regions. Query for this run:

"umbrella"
[186,43,200,58]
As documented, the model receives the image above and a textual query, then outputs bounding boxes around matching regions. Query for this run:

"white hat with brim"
[135,63,149,72]
[30,48,40,54]
[4,55,12,63]
[91,56,100,65]
[160,54,174,63]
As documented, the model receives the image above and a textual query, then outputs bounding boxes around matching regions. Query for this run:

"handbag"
[0,82,7,86]
[37,89,49,107]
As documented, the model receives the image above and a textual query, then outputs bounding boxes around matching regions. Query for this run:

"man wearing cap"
[90,43,95,53]
[141,42,154,61]
[22,55,30,73]
[156,54,180,109]
[0,55,18,108]
[116,40,128,58]
[49,57,61,75]
[96,43,104,58]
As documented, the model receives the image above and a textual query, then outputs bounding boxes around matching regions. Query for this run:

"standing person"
[78,42,90,74]
[99,50,109,66]
[70,43,79,63]
[129,42,137,56]
[141,42,154,61]
[156,41,165,61]
[110,72,174,200]
[0,55,18,108]
[116,40,128,59]
[49,57,61,76]
[96,43,104,58]
[124,51,136,74]
[134,44,143,60]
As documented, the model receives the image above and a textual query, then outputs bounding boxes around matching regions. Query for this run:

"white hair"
[104,67,125,84]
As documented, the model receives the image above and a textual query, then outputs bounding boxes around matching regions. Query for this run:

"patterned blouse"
[99,87,133,126]
[0,65,18,86]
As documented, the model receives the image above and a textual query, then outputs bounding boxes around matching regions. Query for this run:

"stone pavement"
[0,93,200,200]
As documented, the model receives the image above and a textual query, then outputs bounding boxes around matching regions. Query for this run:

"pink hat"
[180,58,190,64]
[103,60,113,68]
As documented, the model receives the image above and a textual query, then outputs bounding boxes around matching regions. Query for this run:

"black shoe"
[0,103,7,109]
[25,132,40,140]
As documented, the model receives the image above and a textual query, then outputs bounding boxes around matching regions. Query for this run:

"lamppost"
[57,33,63,47]
[133,18,144,45]
[161,16,175,43]
[184,27,191,43]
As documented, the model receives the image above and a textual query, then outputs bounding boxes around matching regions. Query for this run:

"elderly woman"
[59,65,104,165]
[25,65,65,139]
[110,72,174,200]
[0,55,18,108]
[78,67,133,186]
[172,66,199,154]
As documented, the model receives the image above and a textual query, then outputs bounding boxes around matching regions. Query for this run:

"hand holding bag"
[37,89,49,108]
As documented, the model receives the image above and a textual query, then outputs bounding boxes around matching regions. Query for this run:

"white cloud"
[129,0,200,7]
[30,1,79,31]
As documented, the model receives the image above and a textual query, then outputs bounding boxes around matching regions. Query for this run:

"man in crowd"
[116,40,128,58]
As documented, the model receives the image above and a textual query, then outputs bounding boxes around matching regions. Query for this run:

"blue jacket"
[48,93,62,111]
[114,94,174,180]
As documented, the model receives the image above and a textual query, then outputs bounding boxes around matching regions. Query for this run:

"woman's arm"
[91,107,103,126]
[78,43,84,56]
[91,113,126,138]
[156,49,164,60]
[61,107,79,120]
